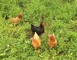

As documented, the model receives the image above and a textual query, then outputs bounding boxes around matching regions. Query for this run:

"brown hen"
[11,12,22,25]
[48,34,57,48]
[32,32,41,49]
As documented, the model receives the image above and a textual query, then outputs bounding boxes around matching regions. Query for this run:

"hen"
[48,34,57,48]
[31,21,44,35]
[11,12,22,25]
[32,32,41,49]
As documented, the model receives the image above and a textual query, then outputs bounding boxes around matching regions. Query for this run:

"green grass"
[0,0,77,60]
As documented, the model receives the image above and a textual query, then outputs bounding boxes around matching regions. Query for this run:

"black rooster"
[31,21,45,35]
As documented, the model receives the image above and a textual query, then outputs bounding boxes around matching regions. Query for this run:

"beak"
[52,34,55,37]
[52,34,54,36]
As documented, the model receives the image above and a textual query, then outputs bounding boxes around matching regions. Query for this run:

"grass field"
[0,0,77,60]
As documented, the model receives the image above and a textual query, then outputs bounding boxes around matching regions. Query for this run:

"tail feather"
[31,24,34,27]
[5,15,9,20]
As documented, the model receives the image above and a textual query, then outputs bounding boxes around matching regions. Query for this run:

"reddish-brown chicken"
[48,34,57,48]
[11,12,22,25]
[32,32,41,49]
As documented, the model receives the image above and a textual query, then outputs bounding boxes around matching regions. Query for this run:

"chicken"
[31,21,44,35]
[11,12,22,25]
[32,32,41,49]
[48,34,57,48]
